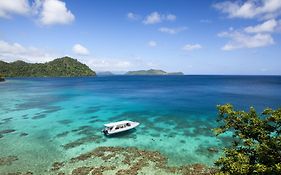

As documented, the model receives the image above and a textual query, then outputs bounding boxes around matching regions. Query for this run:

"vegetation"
[126,69,184,75]
[214,104,281,175]
[0,73,4,81]
[0,57,96,77]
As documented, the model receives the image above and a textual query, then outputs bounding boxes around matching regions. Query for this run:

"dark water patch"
[19,133,28,137]
[0,155,18,166]
[71,125,100,137]
[2,117,13,122]
[83,106,101,114]
[0,134,3,138]
[31,106,61,120]
[57,119,72,125]
[88,119,102,124]
[91,115,99,118]
[0,129,16,135]
[43,106,62,114]
[180,140,186,144]
[21,115,29,119]
[14,94,67,111]
[150,133,160,137]
[195,145,220,158]
[62,136,102,150]
[56,131,70,138]
[31,113,46,120]
[183,124,214,138]
[108,111,152,121]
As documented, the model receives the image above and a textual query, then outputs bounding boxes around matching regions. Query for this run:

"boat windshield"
[107,127,113,131]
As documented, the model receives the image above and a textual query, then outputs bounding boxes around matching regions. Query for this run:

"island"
[0,57,96,77]
[125,69,184,75]
[96,71,114,76]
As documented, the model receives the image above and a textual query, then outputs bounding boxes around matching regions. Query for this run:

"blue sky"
[0,0,281,75]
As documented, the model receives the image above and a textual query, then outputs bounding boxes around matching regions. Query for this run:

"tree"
[214,104,281,175]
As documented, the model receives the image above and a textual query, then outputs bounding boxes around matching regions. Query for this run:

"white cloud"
[72,44,89,55]
[214,0,281,19]
[158,27,187,34]
[148,40,157,47]
[0,0,75,26]
[84,57,157,72]
[0,40,55,63]
[244,19,278,33]
[182,44,202,51]
[218,30,274,50]
[143,12,176,24]
[166,14,176,21]
[143,12,162,24]
[0,0,30,18]
[127,12,140,20]
[39,0,75,25]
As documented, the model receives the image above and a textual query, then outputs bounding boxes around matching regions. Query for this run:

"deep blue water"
[0,75,281,174]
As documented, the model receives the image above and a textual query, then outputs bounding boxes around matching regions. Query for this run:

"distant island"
[0,57,96,77]
[126,69,184,75]
[96,71,114,76]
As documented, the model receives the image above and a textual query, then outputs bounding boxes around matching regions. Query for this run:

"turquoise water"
[0,76,281,174]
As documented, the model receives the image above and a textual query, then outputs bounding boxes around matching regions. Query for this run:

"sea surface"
[0,75,281,174]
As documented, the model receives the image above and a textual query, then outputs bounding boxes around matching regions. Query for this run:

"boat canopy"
[104,120,131,127]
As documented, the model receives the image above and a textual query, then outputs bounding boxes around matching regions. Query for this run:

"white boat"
[102,120,140,135]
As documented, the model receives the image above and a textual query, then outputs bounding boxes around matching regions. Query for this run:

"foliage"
[0,73,4,81]
[214,104,281,175]
[0,57,96,77]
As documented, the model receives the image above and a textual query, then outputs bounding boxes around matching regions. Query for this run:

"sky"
[0,0,281,75]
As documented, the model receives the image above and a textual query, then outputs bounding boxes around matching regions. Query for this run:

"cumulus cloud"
[218,30,274,51]
[148,40,157,47]
[0,0,75,26]
[0,0,30,18]
[166,14,176,21]
[84,57,157,72]
[72,44,89,55]
[158,27,187,34]
[213,0,281,19]
[39,0,75,25]
[143,12,176,24]
[244,19,278,33]
[182,44,202,51]
[127,12,140,21]
[0,40,55,63]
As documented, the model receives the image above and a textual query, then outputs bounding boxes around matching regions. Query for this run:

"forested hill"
[126,69,184,75]
[0,57,96,77]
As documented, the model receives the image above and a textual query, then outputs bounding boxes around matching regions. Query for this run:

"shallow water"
[0,75,281,174]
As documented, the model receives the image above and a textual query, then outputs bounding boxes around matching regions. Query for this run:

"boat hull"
[103,122,139,135]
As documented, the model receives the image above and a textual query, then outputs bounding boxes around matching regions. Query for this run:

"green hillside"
[126,69,184,75]
[0,57,96,77]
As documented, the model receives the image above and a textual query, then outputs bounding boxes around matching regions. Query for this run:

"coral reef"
[0,156,18,166]
[50,146,217,175]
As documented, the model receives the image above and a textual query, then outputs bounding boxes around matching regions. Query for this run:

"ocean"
[0,75,281,174]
